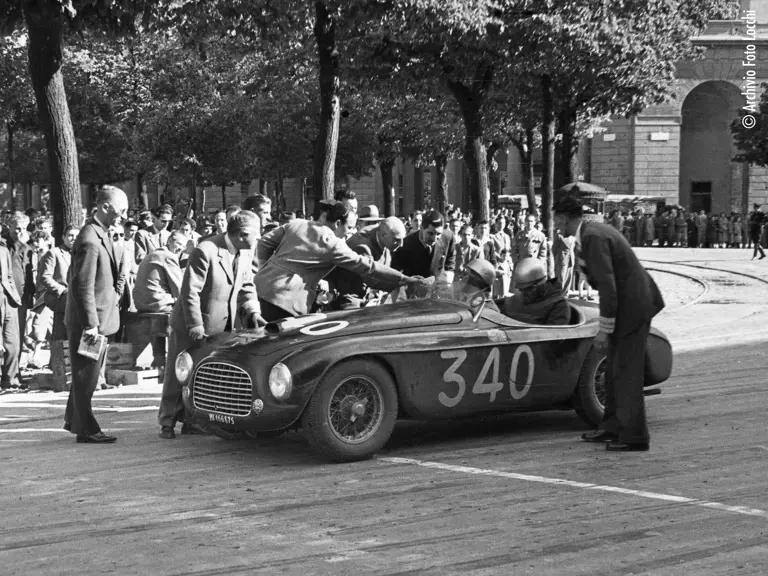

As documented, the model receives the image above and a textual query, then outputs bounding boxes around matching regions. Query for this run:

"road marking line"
[0,428,132,433]
[380,457,768,520]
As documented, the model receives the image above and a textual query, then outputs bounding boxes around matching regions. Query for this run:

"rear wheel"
[302,359,398,463]
[573,347,607,427]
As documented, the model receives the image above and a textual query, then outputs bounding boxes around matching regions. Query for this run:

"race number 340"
[438,346,534,407]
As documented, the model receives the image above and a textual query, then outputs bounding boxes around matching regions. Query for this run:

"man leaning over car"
[255,202,425,322]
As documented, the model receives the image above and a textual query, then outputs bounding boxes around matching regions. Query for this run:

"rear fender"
[644,327,673,385]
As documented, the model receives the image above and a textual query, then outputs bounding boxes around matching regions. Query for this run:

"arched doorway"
[679,81,745,214]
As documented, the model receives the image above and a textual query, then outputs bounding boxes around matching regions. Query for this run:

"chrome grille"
[193,362,252,417]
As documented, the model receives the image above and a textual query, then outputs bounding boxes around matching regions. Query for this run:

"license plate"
[208,413,235,425]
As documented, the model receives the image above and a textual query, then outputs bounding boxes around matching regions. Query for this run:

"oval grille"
[193,362,252,417]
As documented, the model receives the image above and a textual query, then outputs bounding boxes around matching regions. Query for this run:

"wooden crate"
[49,340,72,392]
[106,368,161,387]
[106,343,134,369]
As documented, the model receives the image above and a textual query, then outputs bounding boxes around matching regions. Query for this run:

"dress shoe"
[76,432,117,444]
[159,426,176,439]
[605,442,649,452]
[180,422,208,436]
[581,429,618,443]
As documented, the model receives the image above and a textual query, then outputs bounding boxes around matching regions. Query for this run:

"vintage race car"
[175,296,672,463]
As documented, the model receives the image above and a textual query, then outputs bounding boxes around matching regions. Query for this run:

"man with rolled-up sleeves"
[555,195,665,452]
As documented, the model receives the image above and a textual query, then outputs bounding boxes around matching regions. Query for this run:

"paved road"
[1,248,766,575]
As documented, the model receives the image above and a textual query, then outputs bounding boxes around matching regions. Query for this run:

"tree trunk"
[313,0,341,203]
[221,184,226,209]
[24,2,81,241]
[447,65,493,221]
[435,154,448,214]
[556,107,579,187]
[380,159,395,217]
[540,75,555,241]
[6,122,16,212]
[135,172,148,211]
[274,175,286,212]
[300,177,307,217]
[524,127,536,217]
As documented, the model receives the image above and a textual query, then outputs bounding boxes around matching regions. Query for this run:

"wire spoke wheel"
[327,376,384,445]
[593,357,608,407]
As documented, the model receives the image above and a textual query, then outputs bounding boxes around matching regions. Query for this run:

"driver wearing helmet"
[501,259,570,325]
[457,259,500,313]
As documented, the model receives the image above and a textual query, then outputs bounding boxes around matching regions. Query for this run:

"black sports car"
[175,295,672,462]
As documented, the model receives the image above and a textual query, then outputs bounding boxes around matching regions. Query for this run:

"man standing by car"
[159,211,265,439]
[554,195,665,452]
[324,215,408,309]
[391,210,456,298]
[64,186,128,443]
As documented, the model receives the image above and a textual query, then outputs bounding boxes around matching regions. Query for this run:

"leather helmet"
[513,258,547,289]
[466,259,496,291]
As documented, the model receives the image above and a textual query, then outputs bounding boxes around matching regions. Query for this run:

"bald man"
[64,185,128,444]
[325,216,407,309]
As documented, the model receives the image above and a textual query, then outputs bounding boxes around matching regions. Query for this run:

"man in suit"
[64,186,128,443]
[256,203,422,320]
[511,213,548,269]
[555,195,665,452]
[324,216,408,309]
[38,225,78,341]
[454,224,484,282]
[391,210,456,298]
[6,212,35,381]
[159,211,265,439]
[0,243,21,391]
[134,204,173,264]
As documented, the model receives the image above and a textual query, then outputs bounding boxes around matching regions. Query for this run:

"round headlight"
[175,351,193,384]
[269,363,293,400]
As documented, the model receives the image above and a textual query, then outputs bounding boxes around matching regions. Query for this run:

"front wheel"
[302,359,398,463]
[573,347,607,427]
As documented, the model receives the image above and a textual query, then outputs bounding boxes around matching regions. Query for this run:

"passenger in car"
[500,259,570,325]
[456,259,500,313]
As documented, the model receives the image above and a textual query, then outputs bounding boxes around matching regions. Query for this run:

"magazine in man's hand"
[78,332,107,361]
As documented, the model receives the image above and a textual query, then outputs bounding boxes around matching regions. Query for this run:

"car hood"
[194,299,467,357]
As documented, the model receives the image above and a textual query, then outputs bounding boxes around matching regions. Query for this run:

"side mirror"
[471,296,489,323]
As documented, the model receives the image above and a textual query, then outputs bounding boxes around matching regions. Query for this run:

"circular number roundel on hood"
[299,321,349,336]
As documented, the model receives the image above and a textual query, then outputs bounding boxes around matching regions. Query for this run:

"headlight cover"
[175,351,193,384]
[269,363,293,400]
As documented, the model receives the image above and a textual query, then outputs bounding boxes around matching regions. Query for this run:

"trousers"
[64,325,112,436]
[157,327,194,428]
[1,296,20,386]
[601,321,651,445]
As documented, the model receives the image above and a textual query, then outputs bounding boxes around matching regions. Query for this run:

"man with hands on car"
[158,210,265,440]
[255,201,427,322]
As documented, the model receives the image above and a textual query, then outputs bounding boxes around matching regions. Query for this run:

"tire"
[301,358,398,463]
[573,347,608,427]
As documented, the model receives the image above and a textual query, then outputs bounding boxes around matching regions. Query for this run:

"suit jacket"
[0,245,21,308]
[133,246,182,313]
[455,242,483,279]
[391,228,456,280]
[256,219,404,316]
[512,228,548,265]
[134,227,171,264]
[170,234,259,335]
[66,217,121,335]
[37,246,71,309]
[325,225,399,299]
[8,240,34,308]
[576,221,665,336]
